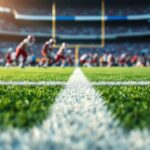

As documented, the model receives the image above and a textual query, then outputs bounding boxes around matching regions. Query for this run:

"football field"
[82,68,150,130]
[0,67,149,150]
[0,67,73,130]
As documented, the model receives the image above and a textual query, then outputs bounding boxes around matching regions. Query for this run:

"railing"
[14,14,150,21]
[1,7,150,21]
[0,30,150,39]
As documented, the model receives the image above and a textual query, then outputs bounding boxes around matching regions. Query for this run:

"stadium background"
[0,1,150,149]
[0,0,150,66]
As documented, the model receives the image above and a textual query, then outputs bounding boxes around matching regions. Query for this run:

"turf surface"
[0,67,74,81]
[82,67,150,81]
[96,85,150,130]
[0,85,62,130]
[0,67,73,130]
[0,67,149,131]
[83,67,150,130]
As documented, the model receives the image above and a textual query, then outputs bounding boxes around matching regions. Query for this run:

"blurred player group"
[4,35,149,68]
[79,52,149,67]
[5,35,74,68]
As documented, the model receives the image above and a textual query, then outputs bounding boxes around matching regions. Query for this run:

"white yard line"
[0,81,150,86]
[0,68,149,150]
[0,81,66,86]
[92,81,150,86]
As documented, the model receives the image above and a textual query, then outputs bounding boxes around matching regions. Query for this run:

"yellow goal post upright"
[101,0,105,49]
[52,0,56,41]
[74,0,106,66]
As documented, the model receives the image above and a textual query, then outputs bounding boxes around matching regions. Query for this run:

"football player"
[16,35,36,68]
[40,38,56,67]
[55,42,67,67]
[80,53,92,67]
[66,49,74,66]
[91,53,99,66]
[5,48,14,67]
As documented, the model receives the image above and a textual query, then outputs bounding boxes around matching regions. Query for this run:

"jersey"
[17,38,33,51]
[42,41,53,56]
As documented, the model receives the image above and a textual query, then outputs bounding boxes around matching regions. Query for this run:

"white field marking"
[0,81,66,86]
[0,68,149,150]
[92,81,150,86]
[0,81,150,86]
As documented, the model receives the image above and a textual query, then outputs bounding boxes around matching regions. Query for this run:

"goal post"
[52,1,56,40]
[101,0,105,48]
[51,0,106,66]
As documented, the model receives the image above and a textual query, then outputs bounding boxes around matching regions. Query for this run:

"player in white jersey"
[55,42,67,67]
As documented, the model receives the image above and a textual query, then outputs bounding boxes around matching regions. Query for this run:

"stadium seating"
[0,18,149,35]
[106,5,150,16]
[0,0,150,67]
[8,5,150,16]
[0,19,51,33]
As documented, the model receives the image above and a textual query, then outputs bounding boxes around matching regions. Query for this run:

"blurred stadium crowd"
[0,19,149,35]
[0,0,150,67]
[2,4,150,16]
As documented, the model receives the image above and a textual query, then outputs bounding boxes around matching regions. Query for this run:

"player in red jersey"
[40,38,56,67]
[80,53,92,67]
[91,53,99,66]
[55,42,67,67]
[16,35,36,68]
[5,48,14,67]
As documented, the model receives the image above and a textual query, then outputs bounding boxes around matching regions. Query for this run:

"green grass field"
[82,67,150,81]
[0,67,74,130]
[0,67,74,81]
[82,67,150,130]
[96,86,150,130]
[0,67,149,131]
[0,85,62,130]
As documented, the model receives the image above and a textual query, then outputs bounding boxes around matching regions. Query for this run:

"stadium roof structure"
[0,0,150,7]
[1,0,149,4]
